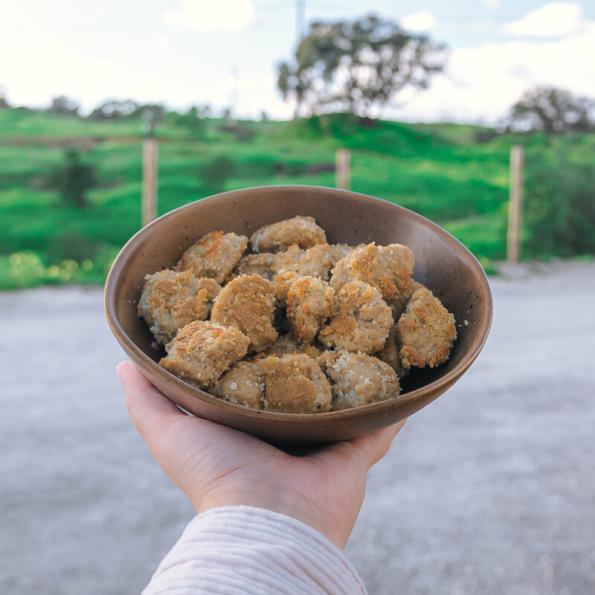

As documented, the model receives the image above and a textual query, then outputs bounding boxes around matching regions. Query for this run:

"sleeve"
[143,505,367,595]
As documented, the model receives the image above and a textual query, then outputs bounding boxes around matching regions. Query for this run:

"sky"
[0,0,594,123]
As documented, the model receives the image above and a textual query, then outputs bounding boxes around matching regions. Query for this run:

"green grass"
[0,108,593,289]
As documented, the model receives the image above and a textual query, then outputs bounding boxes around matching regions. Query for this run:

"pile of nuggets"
[138,215,457,413]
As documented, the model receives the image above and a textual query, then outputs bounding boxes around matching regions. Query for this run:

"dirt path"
[1,262,594,594]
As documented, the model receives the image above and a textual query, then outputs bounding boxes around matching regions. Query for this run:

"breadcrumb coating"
[320,351,400,410]
[211,274,278,352]
[331,243,414,314]
[160,321,249,387]
[250,216,326,252]
[397,287,457,368]
[177,231,248,284]
[213,361,264,409]
[286,276,334,344]
[253,334,322,360]
[260,354,332,413]
[375,325,409,380]
[271,243,352,281]
[318,280,393,353]
[137,269,220,344]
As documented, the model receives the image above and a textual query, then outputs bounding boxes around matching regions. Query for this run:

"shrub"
[49,149,97,208]
[199,155,235,194]
[524,153,595,257]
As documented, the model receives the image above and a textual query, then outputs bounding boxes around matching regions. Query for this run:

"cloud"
[401,10,438,33]
[163,0,255,33]
[391,21,595,123]
[503,2,583,37]
[483,0,499,8]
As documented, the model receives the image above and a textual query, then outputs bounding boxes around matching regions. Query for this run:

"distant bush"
[49,149,97,208]
[524,154,595,257]
[218,123,255,143]
[88,99,139,120]
[46,231,101,263]
[175,106,208,139]
[199,155,235,194]
[48,95,80,117]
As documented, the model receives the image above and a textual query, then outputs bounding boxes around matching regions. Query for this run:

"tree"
[49,149,97,208]
[276,14,446,118]
[0,85,9,108]
[89,99,139,120]
[48,95,80,116]
[506,87,595,133]
[199,155,234,194]
[175,105,209,139]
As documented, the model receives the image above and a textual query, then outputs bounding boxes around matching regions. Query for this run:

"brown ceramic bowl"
[105,185,492,444]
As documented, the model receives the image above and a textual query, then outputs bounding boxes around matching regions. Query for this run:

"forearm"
[144,506,367,594]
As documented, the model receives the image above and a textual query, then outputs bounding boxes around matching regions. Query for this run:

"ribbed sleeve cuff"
[143,505,366,594]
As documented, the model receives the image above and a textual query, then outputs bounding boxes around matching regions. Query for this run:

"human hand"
[117,361,405,549]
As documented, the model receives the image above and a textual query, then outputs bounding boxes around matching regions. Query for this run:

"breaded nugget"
[260,354,332,413]
[318,280,393,353]
[253,334,321,360]
[232,253,275,280]
[213,361,264,409]
[250,216,326,252]
[160,321,249,387]
[286,276,334,344]
[331,243,414,314]
[376,325,409,379]
[271,243,352,281]
[273,270,300,302]
[177,231,248,284]
[320,351,400,410]
[397,287,457,368]
[211,274,278,352]
[137,269,220,344]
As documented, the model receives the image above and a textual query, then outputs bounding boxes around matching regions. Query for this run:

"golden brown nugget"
[160,321,249,387]
[273,270,300,302]
[253,334,321,360]
[318,280,392,353]
[376,325,409,379]
[286,276,334,344]
[320,351,400,410]
[331,243,414,313]
[177,231,248,284]
[271,243,352,281]
[260,354,332,413]
[397,287,457,368]
[232,253,275,280]
[211,274,278,352]
[137,270,221,344]
[213,361,264,409]
[250,216,326,252]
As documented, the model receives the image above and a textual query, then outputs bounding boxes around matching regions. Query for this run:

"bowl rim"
[105,185,493,423]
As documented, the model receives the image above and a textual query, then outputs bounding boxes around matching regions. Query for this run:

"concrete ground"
[1,262,594,595]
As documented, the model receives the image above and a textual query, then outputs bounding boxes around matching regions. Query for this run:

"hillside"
[0,108,592,288]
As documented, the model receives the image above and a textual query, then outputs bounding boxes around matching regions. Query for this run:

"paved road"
[1,263,594,595]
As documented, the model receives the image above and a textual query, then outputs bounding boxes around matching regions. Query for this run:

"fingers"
[350,419,407,468]
[116,360,185,439]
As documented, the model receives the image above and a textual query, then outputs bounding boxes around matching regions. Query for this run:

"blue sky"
[0,0,593,122]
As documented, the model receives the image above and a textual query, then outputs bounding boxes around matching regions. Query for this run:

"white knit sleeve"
[143,505,367,595]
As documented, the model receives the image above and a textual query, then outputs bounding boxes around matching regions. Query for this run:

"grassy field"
[1,107,592,289]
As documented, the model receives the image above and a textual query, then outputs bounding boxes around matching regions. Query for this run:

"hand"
[117,361,405,549]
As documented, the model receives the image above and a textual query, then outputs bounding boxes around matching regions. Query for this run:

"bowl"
[105,185,492,444]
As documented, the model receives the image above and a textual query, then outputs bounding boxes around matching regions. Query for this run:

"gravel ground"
[1,262,594,595]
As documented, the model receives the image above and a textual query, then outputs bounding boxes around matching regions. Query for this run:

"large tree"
[506,87,594,133]
[277,14,446,118]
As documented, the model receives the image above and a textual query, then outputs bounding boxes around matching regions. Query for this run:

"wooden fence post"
[336,149,351,190]
[142,138,158,226]
[507,145,523,264]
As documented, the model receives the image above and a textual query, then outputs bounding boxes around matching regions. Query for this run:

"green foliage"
[524,153,595,257]
[277,14,445,118]
[199,155,235,194]
[48,149,97,208]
